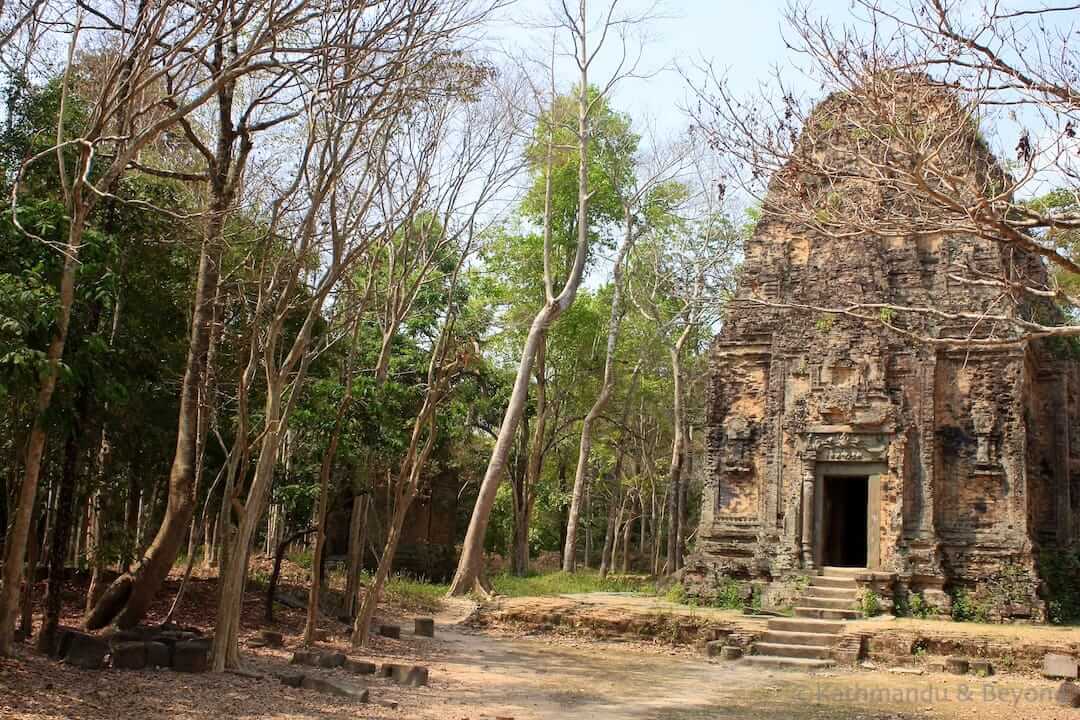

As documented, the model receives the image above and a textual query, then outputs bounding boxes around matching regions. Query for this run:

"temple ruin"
[684,81,1080,621]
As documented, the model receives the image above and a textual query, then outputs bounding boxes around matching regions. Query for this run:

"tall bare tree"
[84,0,326,630]
[448,0,653,596]
[563,140,688,571]
[210,0,505,669]
[0,0,305,652]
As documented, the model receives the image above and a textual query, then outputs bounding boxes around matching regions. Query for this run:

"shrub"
[950,588,990,623]
[490,570,655,598]
[1040,548,1080,625]
[664,583,691,605]
[859,589,883,617]
[288,548,314,570]
[895,591,934,619]
[709,575,744,610]
[383,574,448,613]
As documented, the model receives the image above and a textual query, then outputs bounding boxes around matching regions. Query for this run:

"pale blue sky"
[487,0,850,137]
[486,0,1074,201]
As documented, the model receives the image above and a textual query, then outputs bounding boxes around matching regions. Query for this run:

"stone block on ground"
[1043,653,1079,679]
[316,651,346,668]
[107,627,153,645]
[257,630,284,647]
[62,632,109,670]
[314,629,330,641]
[154,630,198,647]
[145,641,171,668]
[300,675,369,701]
[970,659,993,677]
[378,624,401,640]
[927,661,946,673]
[172,640,210,673]
[719,646,743,661]
[703,640,724,658]
[291,651,318,666]
[48,626,80,658]
[276,672,305,688]
[110,641,147,670]
[945,657,969,675]
[414,618,435,637]
[384,664,428,687]
[344,658,377,675]
[888,667,925,675]
[1056,681,1080,708]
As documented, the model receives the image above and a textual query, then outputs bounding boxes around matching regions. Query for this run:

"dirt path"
[430,623,1068,720]
[0,594,1071,719]
[428,600,1068,720]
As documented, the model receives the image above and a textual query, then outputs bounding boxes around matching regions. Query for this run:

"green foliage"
[288,548,314,570]
[707,574,746,610]
[356,572,448,613]
[859,589,883,617]
[664,583,690,605]
[1040,547,1080,625]
[895,591,935,619]
[815,315,835,333]
[950,588,991,623]
[490,570,655,597]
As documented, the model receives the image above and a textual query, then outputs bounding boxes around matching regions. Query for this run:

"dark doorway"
[822,475,868,567]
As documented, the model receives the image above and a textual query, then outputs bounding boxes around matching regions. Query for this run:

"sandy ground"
[0,581,1075,720]
[432,603,1071,720]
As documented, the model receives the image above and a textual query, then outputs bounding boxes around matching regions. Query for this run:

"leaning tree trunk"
[352,495,410,647]
[85,237,223,630]
[448,35,592,595]
[354,403,441,646]
[447,309,558,595]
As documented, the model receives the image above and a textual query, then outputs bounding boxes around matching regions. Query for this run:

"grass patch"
[491,570,656,598]
[360,572,448,614]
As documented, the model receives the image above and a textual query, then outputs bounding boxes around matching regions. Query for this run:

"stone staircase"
[744,567,862,670]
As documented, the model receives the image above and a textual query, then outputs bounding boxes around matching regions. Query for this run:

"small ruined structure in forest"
[685,79,1080,621]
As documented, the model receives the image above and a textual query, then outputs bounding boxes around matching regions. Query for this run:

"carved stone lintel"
[803,431,888,464]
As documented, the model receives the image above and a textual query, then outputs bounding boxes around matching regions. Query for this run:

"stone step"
[743,656,835,671]
[797,596,858,610]
[753,643,833,660]
[794,606,862,620]
[809,576,857,589]
[762,630,842,647]
[820,566,865,577]
[767,617,846,634]
[803,586,858,600]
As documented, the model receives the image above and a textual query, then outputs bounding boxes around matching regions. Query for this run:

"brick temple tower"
[684,81,1080,622]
